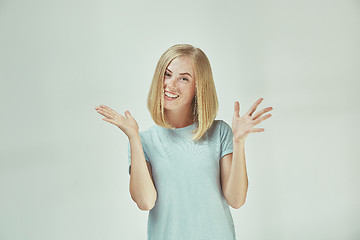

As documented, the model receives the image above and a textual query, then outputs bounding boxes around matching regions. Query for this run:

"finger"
[96,108,114,118]
[99,107,123,119]
[100,107,115,116]
[96,109,112,119]
[246,98,263,116]
[125,110,133,119]
[102,118,116,125]
[255,113,272,125]
[252,107,273,120]
[100,105,116,112]
[100,104,109,109]
[99,105,114,113]
[234,101,240,118]
[251,128,265,132]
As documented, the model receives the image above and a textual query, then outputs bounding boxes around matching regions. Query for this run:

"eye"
[181,78,188,81]
[165,73,171,77]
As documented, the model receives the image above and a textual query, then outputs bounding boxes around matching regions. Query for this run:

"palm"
[95,105,139,138]
[232,98,273,141]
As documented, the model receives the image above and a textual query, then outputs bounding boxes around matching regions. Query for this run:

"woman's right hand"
[95,105,139,139]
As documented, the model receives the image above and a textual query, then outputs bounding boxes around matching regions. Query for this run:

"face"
[163,56,196,114]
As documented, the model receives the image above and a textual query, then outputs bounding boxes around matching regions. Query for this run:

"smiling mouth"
[164,91,179,98]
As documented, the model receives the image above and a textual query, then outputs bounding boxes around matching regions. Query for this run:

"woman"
[95,44,273,239]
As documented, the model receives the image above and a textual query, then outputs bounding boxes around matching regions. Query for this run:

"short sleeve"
[219,120,233,159]
[128,138,151,175]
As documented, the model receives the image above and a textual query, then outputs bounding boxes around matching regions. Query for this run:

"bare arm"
[94,105,157,211]
[129,134,157,211]
[221,138,248,209]
[223,98,272,208]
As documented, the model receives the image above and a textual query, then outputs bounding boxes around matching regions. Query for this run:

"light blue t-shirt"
[128,120,236,240]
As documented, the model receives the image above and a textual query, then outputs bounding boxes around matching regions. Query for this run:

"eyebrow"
[166,68,192,78]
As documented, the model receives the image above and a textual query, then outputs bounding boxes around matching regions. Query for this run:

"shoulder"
[204,120,231,139]
[212,119,231,130]
[215,120,233,139]
[138,124,158,143]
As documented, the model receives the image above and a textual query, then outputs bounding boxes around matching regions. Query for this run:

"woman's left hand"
[232,98,273,142]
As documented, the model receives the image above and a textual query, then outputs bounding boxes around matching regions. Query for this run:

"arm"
[129,134,157,211]
[94,105,157,210]
[223,98,272,208]
[221,138,248,209]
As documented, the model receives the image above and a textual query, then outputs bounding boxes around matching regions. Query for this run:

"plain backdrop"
[0,0,359,239]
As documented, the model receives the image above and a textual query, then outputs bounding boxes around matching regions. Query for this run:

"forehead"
[166,56,194,75]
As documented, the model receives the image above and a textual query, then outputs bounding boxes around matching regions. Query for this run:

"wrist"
[128,132,140,142]
[233,136,245,144]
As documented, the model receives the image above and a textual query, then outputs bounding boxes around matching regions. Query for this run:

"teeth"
[165,92,179,98]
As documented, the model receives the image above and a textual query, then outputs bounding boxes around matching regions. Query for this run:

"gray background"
[1,0,359,239]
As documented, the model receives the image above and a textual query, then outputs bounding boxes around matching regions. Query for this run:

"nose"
[165,75,177,90]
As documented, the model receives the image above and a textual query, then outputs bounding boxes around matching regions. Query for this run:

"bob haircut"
[147,43,219,142]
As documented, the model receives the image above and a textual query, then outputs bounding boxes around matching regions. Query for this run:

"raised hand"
[232,98,273,142]
[95,105,139,139]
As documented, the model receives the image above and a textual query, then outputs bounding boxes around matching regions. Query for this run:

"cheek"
[184,91,195,100]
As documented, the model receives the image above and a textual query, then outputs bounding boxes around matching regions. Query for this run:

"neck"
[165,108,194,128]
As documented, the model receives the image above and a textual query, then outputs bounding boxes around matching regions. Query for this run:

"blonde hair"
[147,44,219,142]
